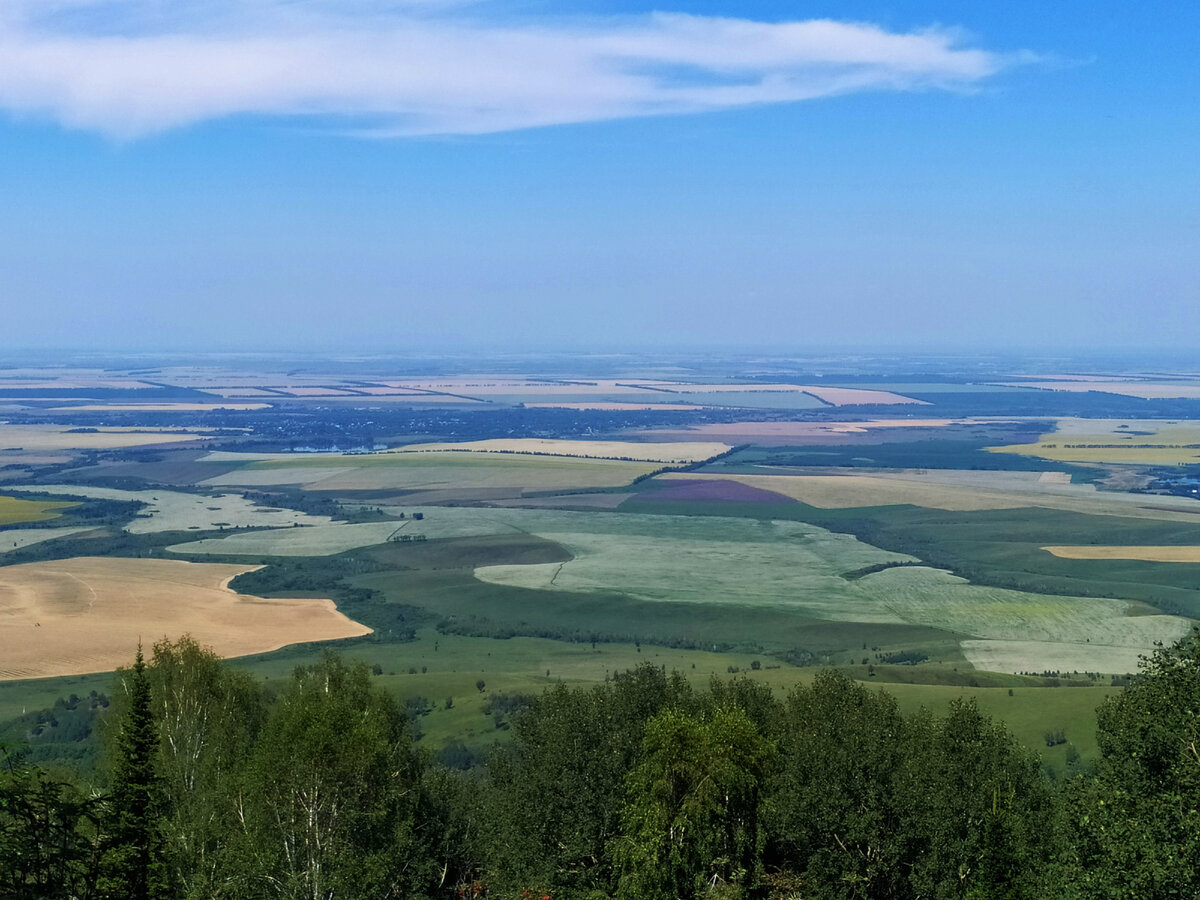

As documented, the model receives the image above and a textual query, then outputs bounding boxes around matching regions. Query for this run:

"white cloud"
[0,1,1020,138]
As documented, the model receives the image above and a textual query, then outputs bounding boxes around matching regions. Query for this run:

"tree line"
[4,631,1200,899]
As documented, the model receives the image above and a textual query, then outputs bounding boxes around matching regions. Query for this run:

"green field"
[241,628,1118,768]
[198,450,661,493]
[4,439,1197,777]
[276,504,1187,675]
[624,496,1200,615]
[0,494,75,525]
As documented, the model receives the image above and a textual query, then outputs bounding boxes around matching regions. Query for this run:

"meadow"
[225,625,1117,767]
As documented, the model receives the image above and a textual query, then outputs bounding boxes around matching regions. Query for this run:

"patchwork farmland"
[6,357,1200,773]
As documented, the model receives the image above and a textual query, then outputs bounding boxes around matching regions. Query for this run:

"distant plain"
[5,357,1200,768]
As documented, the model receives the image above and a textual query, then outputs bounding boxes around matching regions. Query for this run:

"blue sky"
[0,0,1195,353]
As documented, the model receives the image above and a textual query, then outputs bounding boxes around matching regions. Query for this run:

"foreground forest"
[3,632,1199,900]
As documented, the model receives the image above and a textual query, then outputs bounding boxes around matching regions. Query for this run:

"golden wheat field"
[1042,545,1200,562]
[990,418,1200,465]
[0,557,371,680]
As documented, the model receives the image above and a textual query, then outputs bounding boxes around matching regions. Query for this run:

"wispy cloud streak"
[0,1,1022,137]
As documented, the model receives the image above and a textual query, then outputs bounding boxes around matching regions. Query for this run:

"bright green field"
[0,494,75,526]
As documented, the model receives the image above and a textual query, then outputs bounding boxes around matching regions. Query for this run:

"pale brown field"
[47,403,270,412]
[800,386,927,406]
[0,377,157,390]
[994,381,1200,400]
[203,387,280,397]
[0,425,211,451]
[0,557,371,680]
[525,402,709,411]
[637,418,974,441]
[1043,546,1200,562]
[377,378,644,396]
[277,387,357,396]
[634,382,817,393]
[1007,374,1139,382]
[0,453,74,467]
[387,438,730,463]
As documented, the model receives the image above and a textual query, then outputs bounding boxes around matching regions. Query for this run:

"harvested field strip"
[991,381,1200,399]
[384,438,730,463]
[1043,545,1200,562]
[0,557,370,680]
[0,424,211,451]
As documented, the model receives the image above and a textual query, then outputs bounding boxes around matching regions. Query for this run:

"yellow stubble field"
[0,557,370,680]
[1043,546,1200,562]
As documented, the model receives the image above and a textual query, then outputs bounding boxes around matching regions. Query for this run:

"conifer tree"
[99,644,171,900]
